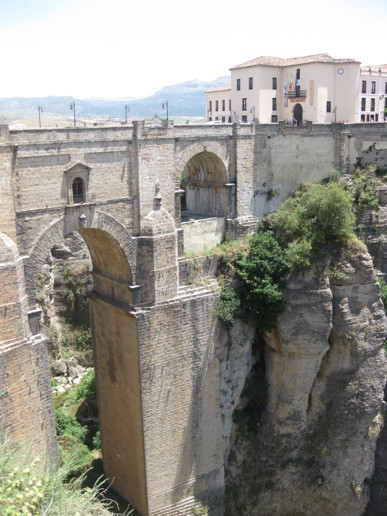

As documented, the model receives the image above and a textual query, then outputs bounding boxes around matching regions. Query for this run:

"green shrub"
[59,369,96,409]
[0,433,114,515]
[352,165,380,210]
[64,267,90,327]
[234,231,289,332]
[215,287,240,327]
[269,179,355,272]
[55,409,87,442]
[62,326,93,367]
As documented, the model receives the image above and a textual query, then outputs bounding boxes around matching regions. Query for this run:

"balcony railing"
[286,89,307,98]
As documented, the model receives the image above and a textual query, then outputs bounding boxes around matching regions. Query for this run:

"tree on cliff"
[216,177,356,330]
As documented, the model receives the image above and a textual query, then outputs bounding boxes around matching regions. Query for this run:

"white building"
[206,53,365,125]
[359,65,387,122]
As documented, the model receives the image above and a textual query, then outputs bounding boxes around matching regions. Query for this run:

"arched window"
[72,177,85,204]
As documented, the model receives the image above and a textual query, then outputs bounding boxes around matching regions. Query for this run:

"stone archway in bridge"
[26,222,148,515]
[182,151,230,217]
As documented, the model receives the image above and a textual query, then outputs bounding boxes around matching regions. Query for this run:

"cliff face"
[226,248,387,515]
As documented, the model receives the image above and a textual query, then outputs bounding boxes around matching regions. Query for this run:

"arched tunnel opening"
[181,151,229,219]
[180,151,231,254]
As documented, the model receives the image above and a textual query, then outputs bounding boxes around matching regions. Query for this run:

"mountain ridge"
[0,76,230,123]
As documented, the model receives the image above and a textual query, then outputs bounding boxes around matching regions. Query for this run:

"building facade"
[360,65,387,122]
[206,53,386,125]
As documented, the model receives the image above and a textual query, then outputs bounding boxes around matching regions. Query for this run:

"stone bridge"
[0,120,386,515]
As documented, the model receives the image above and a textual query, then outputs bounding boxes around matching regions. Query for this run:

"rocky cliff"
[225,246,387,515]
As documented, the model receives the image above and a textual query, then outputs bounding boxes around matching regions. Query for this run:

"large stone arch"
[25,211,138,308]
[23,214,149,514]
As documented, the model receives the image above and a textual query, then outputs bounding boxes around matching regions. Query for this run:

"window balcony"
[286,89,307,98]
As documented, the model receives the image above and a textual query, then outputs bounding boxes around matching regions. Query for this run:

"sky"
[1,0,387,99]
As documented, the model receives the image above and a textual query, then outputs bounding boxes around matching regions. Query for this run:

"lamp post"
[125,104,130,124]
[162,101,169,121]
[38,105,43,128]
[70,101,76,126]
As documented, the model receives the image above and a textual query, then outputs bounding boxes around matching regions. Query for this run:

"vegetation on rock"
[0,432,120,515]
[216,174,360,330]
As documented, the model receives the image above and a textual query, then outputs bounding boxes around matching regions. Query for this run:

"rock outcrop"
[226,246,387,515]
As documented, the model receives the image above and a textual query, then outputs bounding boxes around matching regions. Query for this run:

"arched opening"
[35,228,147,514]
[180,151,230,254]
[182,151,229,218]
[72,177,85,204]
[293,103,303,126]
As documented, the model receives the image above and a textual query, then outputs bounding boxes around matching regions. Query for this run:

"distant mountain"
[0,76,230,122]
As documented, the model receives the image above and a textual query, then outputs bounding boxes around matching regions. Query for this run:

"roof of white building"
[230,53,360,70]
[205,84,231,93]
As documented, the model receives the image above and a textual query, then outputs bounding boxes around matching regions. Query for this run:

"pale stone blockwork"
[0,122,386,515]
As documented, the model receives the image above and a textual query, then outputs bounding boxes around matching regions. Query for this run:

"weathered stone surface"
[226,249,387,516]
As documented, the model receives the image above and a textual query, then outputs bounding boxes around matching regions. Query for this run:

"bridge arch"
[25,211,138,307]
[24,215,148,514]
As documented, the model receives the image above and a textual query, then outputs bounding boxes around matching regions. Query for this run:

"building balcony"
[286,89,307,99]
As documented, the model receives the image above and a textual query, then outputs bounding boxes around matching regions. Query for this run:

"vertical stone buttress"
[0,233,57,460]
[0,126,56,460]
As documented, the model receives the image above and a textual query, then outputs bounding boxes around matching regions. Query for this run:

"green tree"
[234,232,289,331]
[270,180,355,271]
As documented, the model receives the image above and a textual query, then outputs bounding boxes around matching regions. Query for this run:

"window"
[72,178,85,204]
[242,98,247,111]
[326,101,332,113]
[237,78,241,91]
[272,98,277,111]
[228,116,232,123]
[272,77,277,90]
[271,115,278,123]
[371,98,375,111]
[222,99,225,111]
[296,68,300,80]
[385,97,387,109]
[229,99,232,111]
[215,100,219,111]
[371,81,376,94]
[209,101,212,113]
[242,115,247,122]
[385,82,387,94]
[249,77,253,90]
[361,98,366,111]
[222,117,225,123]
[66,163,90,205]
[362,81,367,93]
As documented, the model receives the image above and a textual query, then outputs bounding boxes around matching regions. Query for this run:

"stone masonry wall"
[137,294,225,515]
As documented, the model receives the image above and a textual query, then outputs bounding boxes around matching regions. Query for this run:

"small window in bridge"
[72,177,85,204]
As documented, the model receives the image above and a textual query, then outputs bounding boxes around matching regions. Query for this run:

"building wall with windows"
[206,54,365,125]
[360,66,387,122]
[206,85,232,122]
